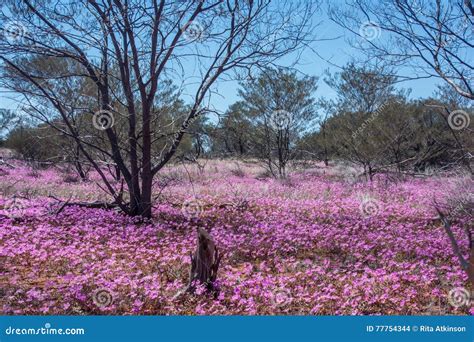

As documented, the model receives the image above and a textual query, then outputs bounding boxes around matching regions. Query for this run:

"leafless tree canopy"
[0,0,317,217]
[330,0,473,100]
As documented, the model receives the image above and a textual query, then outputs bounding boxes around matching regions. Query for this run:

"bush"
[230,166,246,178]
[63,174,80,183]
[255,169,272,180]
[26,169,41,178]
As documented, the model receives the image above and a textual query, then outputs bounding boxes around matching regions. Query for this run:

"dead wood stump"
[187,227,222,296]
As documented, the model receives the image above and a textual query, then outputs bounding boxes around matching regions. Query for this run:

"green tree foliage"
[304,64,473,177]
[209,101,254,157]
[236,68,318,178]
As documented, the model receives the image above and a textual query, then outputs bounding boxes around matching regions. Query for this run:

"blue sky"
[188,4,442,113]
[0,2,443,114]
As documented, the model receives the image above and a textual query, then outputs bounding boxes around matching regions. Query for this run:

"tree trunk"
[436,206,474,288]
[128,187,141,216]
[73,145,87,181]
[187,228,222,295]
[469,246,474,288]
[115,164,121,181]
[140,175,153,218]
[323,124,329,166]
[140,101,152,218]
[74,160,87,181]
[368,165,374,181]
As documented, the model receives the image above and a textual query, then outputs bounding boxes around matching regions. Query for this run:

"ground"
[0,159,471,315]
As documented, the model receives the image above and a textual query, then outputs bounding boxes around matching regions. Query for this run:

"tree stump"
[187,227,222,295]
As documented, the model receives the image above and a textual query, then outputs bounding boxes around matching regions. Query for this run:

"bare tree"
[0,0,318,217]
[330,0,473,100]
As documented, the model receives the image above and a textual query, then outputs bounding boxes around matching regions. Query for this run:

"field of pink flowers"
[0,159,472,315]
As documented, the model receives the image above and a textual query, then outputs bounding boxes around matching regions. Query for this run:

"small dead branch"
[54,196,72,216]
[48,195,123,213]
[434,201,474,287]
[0,158,15,169]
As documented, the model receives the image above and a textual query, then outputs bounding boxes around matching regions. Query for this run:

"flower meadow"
[0,160,472,315]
